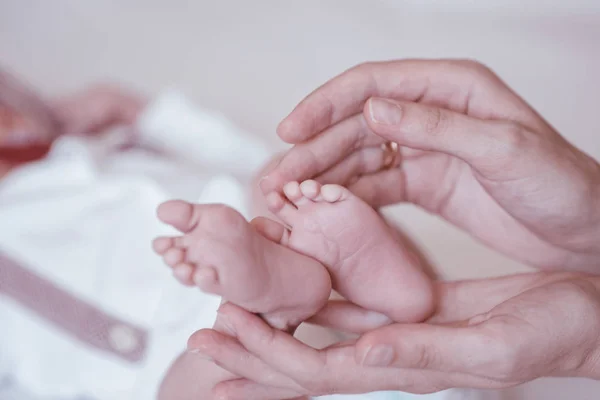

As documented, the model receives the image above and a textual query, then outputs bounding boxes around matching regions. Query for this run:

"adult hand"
[190,272,600,399]
[260,59,600,272]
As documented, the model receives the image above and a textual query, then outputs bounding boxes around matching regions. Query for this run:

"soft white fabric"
[0,91,266,400]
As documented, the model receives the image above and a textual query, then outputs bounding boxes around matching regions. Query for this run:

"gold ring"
[381,141,399,170]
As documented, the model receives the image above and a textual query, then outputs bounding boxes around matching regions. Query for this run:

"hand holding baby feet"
[153,200,331,331]
[267,180,435,322]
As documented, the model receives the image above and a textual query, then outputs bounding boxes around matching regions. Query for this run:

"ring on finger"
[381,141,399,170]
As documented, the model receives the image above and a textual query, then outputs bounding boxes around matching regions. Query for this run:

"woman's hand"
[259,59,600,272]
[189,272,600,399]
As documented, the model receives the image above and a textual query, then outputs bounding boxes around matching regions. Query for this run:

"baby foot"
[152,200,331,331]
[266,180,434,322]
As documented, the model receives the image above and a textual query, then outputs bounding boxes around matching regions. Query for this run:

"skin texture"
[187,59,600,398]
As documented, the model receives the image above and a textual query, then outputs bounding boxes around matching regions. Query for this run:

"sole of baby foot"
[267,180,435,323]
[154,200,331,331]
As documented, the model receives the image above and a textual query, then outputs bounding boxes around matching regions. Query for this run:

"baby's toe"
[157,200,198,233]
[173,263,195,286]
[282,181,302,202]
[320,184,351,203]
[299,180,321,200]
[284,181,313,208]
[192,266,219,291]
[152,236,174,254]
[163,247,186,267]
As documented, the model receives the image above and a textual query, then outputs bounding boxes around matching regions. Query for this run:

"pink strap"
[0,251,148,363]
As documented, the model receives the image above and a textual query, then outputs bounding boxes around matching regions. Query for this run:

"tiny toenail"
[173,265,191,280]
[361,345,395,367]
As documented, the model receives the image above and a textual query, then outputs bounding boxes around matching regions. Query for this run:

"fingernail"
[368,98,403,125]
[365,311,392,327]
[173,265,191,282]
[186,348,213,361]
[361,345,395,367]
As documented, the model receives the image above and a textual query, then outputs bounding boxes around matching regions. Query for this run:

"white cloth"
[0,90,492,400]
[0,91,268,400]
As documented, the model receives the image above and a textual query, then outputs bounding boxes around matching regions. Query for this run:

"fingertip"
[257,155,284,194]
[265,191,285,212]
[186,328,219,351]
[354,332,375,362]
[219,302,269,334]
[276,118,297,143]
[250,216,286,243]
[259,177,275,196]
[277,105,319,144]
[218,301,251,319]
[353,326,394,365]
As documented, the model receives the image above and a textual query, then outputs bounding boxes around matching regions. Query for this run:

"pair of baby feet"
[153,180,434,332]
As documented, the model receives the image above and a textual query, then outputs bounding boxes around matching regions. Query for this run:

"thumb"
[363,97,533,177]
[354,322,501,374]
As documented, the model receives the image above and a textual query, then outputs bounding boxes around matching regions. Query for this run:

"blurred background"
[1,1,600,399]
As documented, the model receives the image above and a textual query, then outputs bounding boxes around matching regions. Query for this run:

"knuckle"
[494,122,530,160]
[422,107,449,137]
[254,322,278,348]
[411,342,439,369]
[454,59,496,78]
[479,324,524,381]
[351,61,376,74]
[556,280,600,327]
